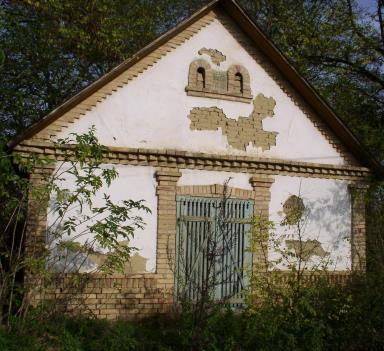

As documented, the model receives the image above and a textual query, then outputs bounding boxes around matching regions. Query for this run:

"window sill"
[185,87,253,103]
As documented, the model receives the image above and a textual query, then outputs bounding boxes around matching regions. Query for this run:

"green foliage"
[43,128,150,275]
[0,49,4,67]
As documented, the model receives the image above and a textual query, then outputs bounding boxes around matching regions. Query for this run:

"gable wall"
[30,11,358,167]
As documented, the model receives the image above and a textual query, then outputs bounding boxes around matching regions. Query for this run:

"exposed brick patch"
[198,47,226,65]
[285,240,329,261]
[189,94,277,151]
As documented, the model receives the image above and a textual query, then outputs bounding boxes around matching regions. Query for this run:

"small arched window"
[197,67,205,90]
[234,72,243,94]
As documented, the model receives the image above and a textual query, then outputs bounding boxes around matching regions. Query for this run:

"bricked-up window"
[196,67,205,89]
[175,196,254,307]
[234,72,243,94]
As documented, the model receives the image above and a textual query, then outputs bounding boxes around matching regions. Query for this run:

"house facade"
[11,0,379,319]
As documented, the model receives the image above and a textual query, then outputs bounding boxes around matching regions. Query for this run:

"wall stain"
[285,239,329,261]
[70,240,148,273]
[189,93,277,151]
[282,195,305,225]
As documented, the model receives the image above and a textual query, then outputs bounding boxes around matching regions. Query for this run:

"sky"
[357,0,378,15]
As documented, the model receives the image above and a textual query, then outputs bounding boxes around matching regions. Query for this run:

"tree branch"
[306,54,384,89]
[379,0,384,47]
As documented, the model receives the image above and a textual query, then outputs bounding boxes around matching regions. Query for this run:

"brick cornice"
[15,142,371,180]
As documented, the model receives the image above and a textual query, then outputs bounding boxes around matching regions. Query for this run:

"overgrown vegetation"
[0,274,382,350]
[0,128,149,325]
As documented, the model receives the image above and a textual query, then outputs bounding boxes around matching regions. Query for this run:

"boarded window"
[176,196,254,307]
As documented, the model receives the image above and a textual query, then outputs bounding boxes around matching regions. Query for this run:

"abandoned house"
[9,0,382,319]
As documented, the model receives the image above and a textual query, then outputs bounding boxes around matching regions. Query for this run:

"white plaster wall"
[179,169,253,190]
[269,176,352,270]
[57,19,344,165]
[47,164,157,272]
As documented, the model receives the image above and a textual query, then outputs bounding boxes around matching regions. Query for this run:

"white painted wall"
[46,163,352,273]
[269,176,352,270]
[56,19,345,165]
[47,164,158,272]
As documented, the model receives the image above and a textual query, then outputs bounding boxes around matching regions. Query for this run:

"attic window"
[186,59,253,103]
[234,73,243,94]
[197,67,205,89]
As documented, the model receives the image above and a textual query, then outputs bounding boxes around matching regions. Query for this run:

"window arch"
[187,59,212,92]
[227,65,251,97]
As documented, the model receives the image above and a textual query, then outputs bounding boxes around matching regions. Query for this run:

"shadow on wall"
[304,181,351,254]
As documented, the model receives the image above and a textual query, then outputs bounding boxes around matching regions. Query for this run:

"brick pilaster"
[348,183,369,271]
[24,164,55,305]
[155,169,181,291]
[249,176,274,272]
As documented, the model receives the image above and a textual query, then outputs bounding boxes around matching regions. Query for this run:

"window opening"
[234,73,243,94]
[197,67,205,89]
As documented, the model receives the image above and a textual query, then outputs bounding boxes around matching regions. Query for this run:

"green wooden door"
[176,195,254,307]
